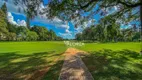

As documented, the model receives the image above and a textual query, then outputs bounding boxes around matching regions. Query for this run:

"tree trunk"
[26,15,30,29]
[140,0,142,51]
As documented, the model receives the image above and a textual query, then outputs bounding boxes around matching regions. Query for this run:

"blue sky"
[0,0,140,39]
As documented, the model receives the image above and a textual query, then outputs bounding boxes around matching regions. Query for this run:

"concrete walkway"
[59,48,94,80]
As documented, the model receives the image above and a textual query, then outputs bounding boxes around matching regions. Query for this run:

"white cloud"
[17,19,26,26]
[35,15,71,33]
[35,3,71,31]
[7,12,26,26]
[35,17,69,29]
[65,29,70,33]
[7,12,18,25]
[40,3,45,9]
[114,6,118,11]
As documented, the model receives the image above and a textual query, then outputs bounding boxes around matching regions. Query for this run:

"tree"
[75,21,124,42]
[95,24,104,41]
[55,36,63,41]
[13,0,141,42]
[75,33,82,41]
[0,27,9,40]
[1,2,7,15]
[0,9,8,40]
[132,32,140,41]
[48,30,56,40]
[16,26,29,41]
[44,0,141,27]
[26,31,38,41]
[7,23,17,33]
[7,32,16,41]
[31,26,49,40]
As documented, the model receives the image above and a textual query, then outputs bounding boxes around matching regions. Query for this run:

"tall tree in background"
[49,30,56,40]
[1,2,7,24]
[0,9,8,40]
[1,2,7,15]
[0,3,8,40]
[31,26,49,41]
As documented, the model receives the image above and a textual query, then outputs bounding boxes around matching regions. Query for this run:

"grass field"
[76,42,142,80]
[0,41,141,80]
[76,42,141,52]
[0,41,67,80]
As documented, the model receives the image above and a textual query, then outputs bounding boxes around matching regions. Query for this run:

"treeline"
[0,3,63,41]
[75,24,140,42]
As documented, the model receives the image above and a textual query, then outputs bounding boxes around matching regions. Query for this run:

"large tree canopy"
[45,0,141,41]
[45,0,141,27]
[11,0,141,28]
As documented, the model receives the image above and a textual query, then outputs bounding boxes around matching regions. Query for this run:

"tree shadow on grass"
[82,49,142,80]
[42,60,64,80]
[0,51,64,80]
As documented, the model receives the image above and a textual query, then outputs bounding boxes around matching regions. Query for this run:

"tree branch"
[118,0,142,8]
[80,0,97,9]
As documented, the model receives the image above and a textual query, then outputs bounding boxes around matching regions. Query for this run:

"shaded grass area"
[0,41,67,80]
[0,51,65,80]
[0,51,64,80]
[81,49,142,80]
[76,42,141,52]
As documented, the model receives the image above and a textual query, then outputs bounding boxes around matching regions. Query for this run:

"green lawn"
[0,41,67,54]
[76,42,141,52]
[0,41,141,80]
[0,41,67,80]
[76,42,142,80]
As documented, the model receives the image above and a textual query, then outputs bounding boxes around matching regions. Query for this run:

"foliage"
[75,22,140,42]
[1,2,7,15]
[31,26,49,41]
[43,0,141,27]
[6,32,17,41]
[48,30,57,40]
[12,0,141,30]
[26,31,39,41]
[7,22,17,33]
[0,9,8,40]
[0,9,7,28]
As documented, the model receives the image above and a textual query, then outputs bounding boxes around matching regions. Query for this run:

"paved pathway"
[59,48,94,80]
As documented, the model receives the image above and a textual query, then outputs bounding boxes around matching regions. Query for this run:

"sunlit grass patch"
[76,42,141,52]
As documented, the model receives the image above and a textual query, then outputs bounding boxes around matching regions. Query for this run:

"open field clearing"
[0,41,141,80]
